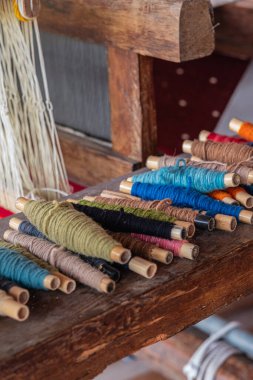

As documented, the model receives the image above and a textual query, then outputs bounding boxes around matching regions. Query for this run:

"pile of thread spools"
[1,117,253,322]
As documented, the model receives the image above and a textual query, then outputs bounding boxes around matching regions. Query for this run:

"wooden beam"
[137,328,253,380]
[0,173,253,379]
[58,128,140,185]
[215,1,253,59]
[108,47,157,162]
[39,0,214,62]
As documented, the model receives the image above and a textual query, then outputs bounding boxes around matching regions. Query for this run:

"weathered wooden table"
[0,173,253,380]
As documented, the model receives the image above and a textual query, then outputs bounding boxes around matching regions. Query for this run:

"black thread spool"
[72,203,186,241]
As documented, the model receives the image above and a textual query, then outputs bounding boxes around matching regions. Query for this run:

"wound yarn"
[109,231,160,261]
[23,200,121,262]
[190,140,253,164]
[0,240,55,273]
[19,220,46,239]
[237,122,253,142]
[73,203,183,240]
[131,233,186,257]
[189,158,253,186]
[206,132,247,144]
[78,199,176,223]
[5,230,110,292]
[131,182,243,220]
[158,155,188,168]
[132,164,227,193]
[16,219,120,281]
[0,246,49,289]
[209,190,233,201]
[92,195,199,224]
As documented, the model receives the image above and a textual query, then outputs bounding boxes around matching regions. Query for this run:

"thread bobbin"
[0,290,29,322]
[198,130,211,142]
[128,257,157,279]
[8,286,29,305]
[229,118,243,134]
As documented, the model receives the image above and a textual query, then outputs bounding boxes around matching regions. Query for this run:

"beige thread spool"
[15,197,131,264]
[6,285,29,305]
[6,221,76,295]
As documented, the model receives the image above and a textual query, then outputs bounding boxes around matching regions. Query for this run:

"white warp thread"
[0,1,70,211]
[183,321,241,380]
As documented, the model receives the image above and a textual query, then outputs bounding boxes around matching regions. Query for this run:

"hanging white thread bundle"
[0,1,69,211]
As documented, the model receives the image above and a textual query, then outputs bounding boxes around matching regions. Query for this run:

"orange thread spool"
[209,190,231,201]
[238,122,253,142]
[227,187,253,208]
[209,190,238,205]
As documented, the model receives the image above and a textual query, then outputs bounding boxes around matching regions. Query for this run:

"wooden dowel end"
[175,220,195,238]
[150,247,173,264]
[179,243,199,260]
[9,217,23,231]
[119,181,133,194]
[100,278,116,294]
[43,275,60,291]
[0,296,29,322]
[229,118,243,133]
[53,272,76,294]
[15,197,29,211]
[128,257,157,279]
[110,246,131,264]
[171,226,186,241]
[214,214,237,232]
[239,210,253,225]
[146,156,160,170]
[8,286,30,305]
[198,130,210,142]
[182,140,193,154]
[224,173,240,187]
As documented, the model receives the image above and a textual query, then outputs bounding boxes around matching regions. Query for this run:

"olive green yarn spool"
[16,198,131,264]
[78,200,177,224]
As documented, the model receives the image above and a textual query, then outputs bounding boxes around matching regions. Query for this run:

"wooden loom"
[37,0,215,185]
[1,1,253,379]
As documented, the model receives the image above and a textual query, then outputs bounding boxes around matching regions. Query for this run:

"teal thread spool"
[131,161,239,193]
[0,247,60,290]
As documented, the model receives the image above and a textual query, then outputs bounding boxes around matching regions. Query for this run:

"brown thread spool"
[15,197,131,265]
[0,290,29,322]
[120,180,252,225]
[128,257,157,279]
[6,220,76,295]
[109,231,173,265]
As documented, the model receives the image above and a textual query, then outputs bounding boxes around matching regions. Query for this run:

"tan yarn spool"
[0,289,29,322]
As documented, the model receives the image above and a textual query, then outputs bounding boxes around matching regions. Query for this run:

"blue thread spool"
[131,161,239,193]
[0,247,59,290]
[123,182,252,224]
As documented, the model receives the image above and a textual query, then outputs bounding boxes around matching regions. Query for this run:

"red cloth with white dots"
[154,53,249,155]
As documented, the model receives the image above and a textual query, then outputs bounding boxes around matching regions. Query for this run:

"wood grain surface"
[215,1,253,59]
[58,128,140,185]
[0,172,253,379]
[39,0,214,62]
[109,47,157,161]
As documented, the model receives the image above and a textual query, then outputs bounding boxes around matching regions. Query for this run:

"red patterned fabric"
[154,54,249,155]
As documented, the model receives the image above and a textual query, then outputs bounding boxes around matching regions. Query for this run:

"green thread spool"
[16,198,131,264]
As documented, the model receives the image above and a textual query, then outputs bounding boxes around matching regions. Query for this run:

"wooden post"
[108,47,157,162]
